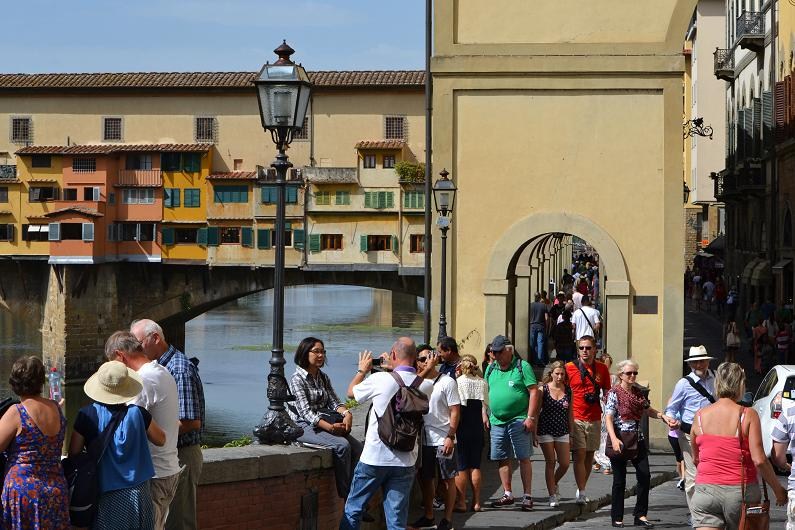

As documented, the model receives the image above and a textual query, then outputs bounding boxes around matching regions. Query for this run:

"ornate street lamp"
[683,182,691,204]
[433,169,457,341]
[683,117,714,140]
[253,41,311,445]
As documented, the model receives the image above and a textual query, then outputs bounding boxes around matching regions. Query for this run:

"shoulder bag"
[738,407,770,530]
[604,388,639,461]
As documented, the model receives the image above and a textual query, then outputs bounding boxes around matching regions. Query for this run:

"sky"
[0,0,426,74]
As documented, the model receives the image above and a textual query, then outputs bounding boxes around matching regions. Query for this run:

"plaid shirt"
[287,366,344,427]
[158,345,205,448]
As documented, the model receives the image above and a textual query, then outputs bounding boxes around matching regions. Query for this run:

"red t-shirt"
[565,360,612,421]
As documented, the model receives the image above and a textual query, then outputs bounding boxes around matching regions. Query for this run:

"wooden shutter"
[386,192,394,208]
[161,227,174,246]
[207,227,219,247]
[752,97,762,156]
[286,186,298,204]
[293,229,305,250]
[788,75,794,125]
[364,191,372,208]
[377,191,387,209]
[48,223,60,241]
[360,234,368,252]
[241,227,253,248]
[309,233,321,252]
[82,223,94,242]
[775,80,787,143]
[197,227,208,246]
[762,90,773,148]
[392,235,399,252]
[6,224,14,242]
[737,109,746,159]
[257,229,272,249]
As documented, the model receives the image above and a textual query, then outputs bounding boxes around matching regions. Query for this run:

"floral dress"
[2,404,70,530]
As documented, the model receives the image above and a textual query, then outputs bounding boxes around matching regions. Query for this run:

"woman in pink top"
[691,362,785,530]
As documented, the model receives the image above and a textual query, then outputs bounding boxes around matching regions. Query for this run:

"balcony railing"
[737,164,765,194]
[713,171,738,201]
[118,169,162,187]
[0,165,17,180]
[736,11,764,51]
[713,48,735,81]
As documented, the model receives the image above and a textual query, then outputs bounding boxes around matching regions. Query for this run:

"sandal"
[593,463,602,471]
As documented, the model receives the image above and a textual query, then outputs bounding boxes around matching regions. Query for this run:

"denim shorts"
[418,445,459,481]
[490,419,533,460]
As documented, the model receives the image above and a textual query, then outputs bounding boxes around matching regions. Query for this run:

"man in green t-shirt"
[484,335,540,511]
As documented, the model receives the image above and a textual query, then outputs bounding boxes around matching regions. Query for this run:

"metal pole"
[438,224,448,341]
[423,0,433,345]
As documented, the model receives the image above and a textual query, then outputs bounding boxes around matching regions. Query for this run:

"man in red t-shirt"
[565,336,611,504]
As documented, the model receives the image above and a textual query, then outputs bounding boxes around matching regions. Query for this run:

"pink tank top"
[694,412,757,486]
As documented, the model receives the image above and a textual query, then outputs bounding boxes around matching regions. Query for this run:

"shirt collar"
[393,365,416,373]
[295,365,309,378]
[158,345,177,366]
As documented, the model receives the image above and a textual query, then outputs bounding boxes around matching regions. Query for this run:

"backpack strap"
[87,406,128,463]
[390,370,407,388]
[685,374,716,404]
[579,308,597,334]
[433,373,443,385]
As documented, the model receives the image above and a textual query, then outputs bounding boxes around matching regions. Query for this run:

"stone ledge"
[200,444,333,485]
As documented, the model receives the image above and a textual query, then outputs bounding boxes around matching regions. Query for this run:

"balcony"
[117,169,162,187]
[736,11,764,52]
[713,48,735,81]
[302,167,357,185]
[736,162,765,195]
[713,171,739,202]
[0,165,17,180]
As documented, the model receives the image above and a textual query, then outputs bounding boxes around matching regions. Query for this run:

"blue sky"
[0,0,426,73]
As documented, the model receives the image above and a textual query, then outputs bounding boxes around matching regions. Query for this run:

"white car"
[752,364,795,457]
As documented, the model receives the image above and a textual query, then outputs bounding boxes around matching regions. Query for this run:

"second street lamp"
[433,169,457,341]
[252,41,311,445]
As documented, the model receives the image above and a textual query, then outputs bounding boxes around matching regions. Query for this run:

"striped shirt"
[287,366,344,427]
[158,345,205,448]
[770,401,795,489]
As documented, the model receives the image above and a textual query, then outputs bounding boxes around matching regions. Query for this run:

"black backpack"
[62,407,128,527]
[372,371,429,452]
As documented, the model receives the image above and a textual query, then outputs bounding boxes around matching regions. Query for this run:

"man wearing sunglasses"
[565,336,611,504]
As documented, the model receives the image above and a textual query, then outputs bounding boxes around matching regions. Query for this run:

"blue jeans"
[490,419,534,460]
[340,462,415,530]
[530,325,546,365]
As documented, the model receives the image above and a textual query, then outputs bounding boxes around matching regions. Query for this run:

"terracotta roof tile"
[207,171,257,180]
[355,140,406,150]
[0,71,424,90]
[17,143,212,155]
[44,206,104,218]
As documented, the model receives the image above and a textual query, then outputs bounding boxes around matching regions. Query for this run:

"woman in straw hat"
[69,359,166,530]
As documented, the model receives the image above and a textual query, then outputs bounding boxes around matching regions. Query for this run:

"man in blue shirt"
[132,318,205,530]
[772,401,795,530]
[665,345,715,514]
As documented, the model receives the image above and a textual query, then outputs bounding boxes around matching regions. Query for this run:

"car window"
[755,370,779,402]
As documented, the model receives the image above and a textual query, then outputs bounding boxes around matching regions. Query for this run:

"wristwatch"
[445,433,456,441]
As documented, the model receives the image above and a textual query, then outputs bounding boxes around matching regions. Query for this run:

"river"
[0,285,423,446]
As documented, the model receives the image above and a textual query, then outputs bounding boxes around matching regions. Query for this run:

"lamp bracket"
[436,217,450,228]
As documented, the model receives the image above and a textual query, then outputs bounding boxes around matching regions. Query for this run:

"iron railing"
[0,165,17,180]
[118,169,162,187]
[713,48,734,80]
[736,11,764,41]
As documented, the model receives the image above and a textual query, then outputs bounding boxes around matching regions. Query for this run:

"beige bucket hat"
[685,345,713,362]
[83,360,143,405]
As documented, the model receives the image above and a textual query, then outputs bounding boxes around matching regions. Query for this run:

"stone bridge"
[0,260,422,381]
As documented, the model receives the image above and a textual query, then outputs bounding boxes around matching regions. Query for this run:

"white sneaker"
[575,489,589,505]
[549,494,560,507]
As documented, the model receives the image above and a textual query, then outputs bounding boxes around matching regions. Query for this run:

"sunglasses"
[578,346,593,351]
[417,357,427,362]
[622,371,639,376]
[310,349,326,355]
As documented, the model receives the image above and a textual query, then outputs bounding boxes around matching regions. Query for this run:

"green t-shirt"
[485,357,537,426]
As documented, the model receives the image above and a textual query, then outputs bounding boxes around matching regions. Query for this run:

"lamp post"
[433,169,457,341]
[252,41,311,445]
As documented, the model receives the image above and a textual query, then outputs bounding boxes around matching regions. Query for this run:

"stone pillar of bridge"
[514,265,531,358]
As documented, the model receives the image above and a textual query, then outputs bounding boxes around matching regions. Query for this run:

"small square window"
[195,117,216,143]
[0,187,7,203]
[363,155,376,169]
[410,234,425,253]
[234,159,243,170]
[220,227,240,244]
[73,158,97,173]
[103,117,123,142]
[384,116,405,140]
[10,117,31,143]
[31,155,51,168]
[383,155,395,169]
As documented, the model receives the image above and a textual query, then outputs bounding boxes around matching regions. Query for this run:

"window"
[261,186,298,204]
[161,153,181,171]
[270,229,293,247]
[321,234,342,250]
[214,185,248,203]
[28,186,58,202]
[0,187,7,203]
[220,227,240,244]
[315,191,331,205]
[294,117,309,140]
[286,186,298,204]
[103,117,123,141]
[10,117,31,143]
[403,191,425,209]
[335,191,350,205]
[195,117,216,143]
[72,158,97,173]
[0,224,14,241]
[122,188,154,204]
[108,192,115,204]
[175,228,198,244]
[363,155,376,169]
[234,159,243,170]
[164,188,180,208]
[161,152,201,172]
[363,235,393,251]
[364,191,394,209]
[182,153,201,172]
[184,188,201,208]
[410,234,425,253]
[31,155,51,168]
[384,116,405,140]
[22,224,48,242]
[51,222,86,241]
[383,155,395,169]
[262,186,276,204]
[83,187,100,201]
[125,154,152,170]
[109,223,156,242]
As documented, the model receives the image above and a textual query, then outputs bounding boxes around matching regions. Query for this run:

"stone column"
[483,279,509,345]
[514,265,531,355]
[604,279,630,359]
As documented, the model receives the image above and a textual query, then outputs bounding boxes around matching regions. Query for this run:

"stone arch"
[483,211,630,358]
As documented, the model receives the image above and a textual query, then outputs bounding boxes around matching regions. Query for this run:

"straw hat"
[84,361,143,405]
[685,345,713,362]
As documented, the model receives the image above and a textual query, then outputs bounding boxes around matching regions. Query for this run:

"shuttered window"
[403,191,425,209]
[241,227,253,248]
[316,191,331,205]
[161,227,175,245]
[335,191,350,205]
[293,229,305,250]
[364,191,394,209]
[261,186,277,204]
[184,189,201,208]
[214,185,248,203]
[286,186,298,204]
[257,228,272,249]
[164,188,180,208]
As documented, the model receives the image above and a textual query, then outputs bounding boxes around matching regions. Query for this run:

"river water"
[0,285,423,446]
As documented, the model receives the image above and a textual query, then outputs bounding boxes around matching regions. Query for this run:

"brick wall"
[684,207,700,268]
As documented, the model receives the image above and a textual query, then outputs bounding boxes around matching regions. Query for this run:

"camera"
[584,393,599,404]
[371,358,383,367]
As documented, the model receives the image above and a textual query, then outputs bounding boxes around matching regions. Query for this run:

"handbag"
[61,407,128,527]
[738,407,770,530]
[726,330,741,347]
[318,409,345,425]
[605,429,639,460]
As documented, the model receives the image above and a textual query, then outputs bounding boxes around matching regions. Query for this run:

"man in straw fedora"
[664,345,716,513]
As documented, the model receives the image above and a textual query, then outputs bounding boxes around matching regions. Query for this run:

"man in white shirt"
[410,348,461,530]
[105,330,181,530]
[341,337,434,530]
[572,295,602,340]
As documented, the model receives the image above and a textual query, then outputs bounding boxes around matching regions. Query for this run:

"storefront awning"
[741,258,761,284]
[773,259,792,273]
[751,260,772,286]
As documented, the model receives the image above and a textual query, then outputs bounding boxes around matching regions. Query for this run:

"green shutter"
[309,233,321,252]
[364,191,372,208]
[360,234,368,252]
[161,227,175,246]
[392,235,399,252]
[242,227,253,248]
[173,189,181,207]
[207,227,219,246]
[335,191,348,205]
[197,227,208,246]
[377,191,386,209]
[418,192,424,209]
[183,153,201,172]
[286,186,298,204]
[262,186,277,204]
[293,229,305,250]
[386,192,394,208]
[257,228,272,249]
[403,192,410,209]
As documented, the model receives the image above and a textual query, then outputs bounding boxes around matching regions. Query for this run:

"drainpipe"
[309,96,316,168]
[423,0,433,344]
[769,0,777,303]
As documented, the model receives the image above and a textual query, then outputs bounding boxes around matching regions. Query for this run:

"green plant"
[394,161,425,183]
[223,435,253,448]
[344,398,359,410]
